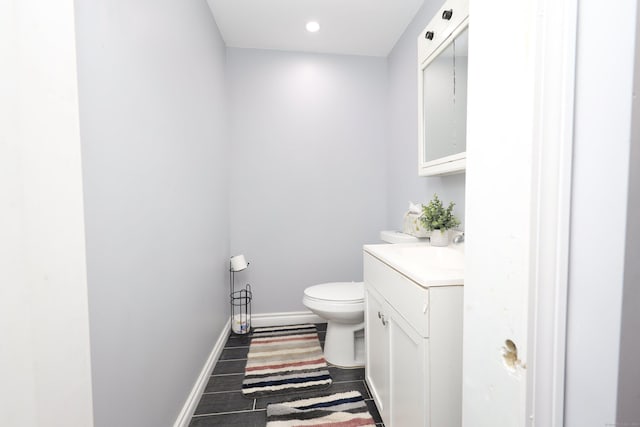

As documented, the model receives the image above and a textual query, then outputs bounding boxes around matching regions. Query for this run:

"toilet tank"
[379,230,428,244]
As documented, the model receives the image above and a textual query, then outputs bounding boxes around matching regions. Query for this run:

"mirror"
[418,8,469,176]
[422,28,468,164]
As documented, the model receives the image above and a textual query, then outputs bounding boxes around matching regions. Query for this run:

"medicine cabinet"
[418,0,469,176]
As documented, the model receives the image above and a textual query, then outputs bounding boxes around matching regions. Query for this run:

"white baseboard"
[173,318,230,427]
[173,311,323,426]
[251,311,324,327]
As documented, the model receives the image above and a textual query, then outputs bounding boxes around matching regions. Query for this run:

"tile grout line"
[210,372,245,377]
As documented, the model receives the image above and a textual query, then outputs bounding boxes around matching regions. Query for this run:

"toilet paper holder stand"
[229,256,252,335]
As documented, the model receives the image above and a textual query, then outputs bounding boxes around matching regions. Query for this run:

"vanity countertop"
[363,243,464,288]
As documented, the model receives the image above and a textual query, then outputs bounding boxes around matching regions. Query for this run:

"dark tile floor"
[189,323,384,427]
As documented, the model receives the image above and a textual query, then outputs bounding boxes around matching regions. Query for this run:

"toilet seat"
[302,282,365,367]
[303,282,364,303]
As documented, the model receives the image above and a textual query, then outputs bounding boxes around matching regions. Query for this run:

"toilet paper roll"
[231,314,251,334]
[230,254,248,272]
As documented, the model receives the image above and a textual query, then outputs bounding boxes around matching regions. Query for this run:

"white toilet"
[302,230,427,367]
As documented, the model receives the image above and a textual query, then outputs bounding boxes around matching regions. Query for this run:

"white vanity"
[363,243,464,426]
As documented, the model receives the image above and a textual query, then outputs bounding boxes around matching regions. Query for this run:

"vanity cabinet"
[364,287,391,420]
[364,251,463,427]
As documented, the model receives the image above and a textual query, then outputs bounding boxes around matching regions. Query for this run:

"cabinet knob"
[377,311,388,326]
[442,9,453,20]
[425,31,434,40]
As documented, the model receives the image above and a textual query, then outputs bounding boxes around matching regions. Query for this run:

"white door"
[463,0,576,425]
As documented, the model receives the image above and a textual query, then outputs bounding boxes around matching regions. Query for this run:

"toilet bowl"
[302,231,428,368]
[303,282,365,367]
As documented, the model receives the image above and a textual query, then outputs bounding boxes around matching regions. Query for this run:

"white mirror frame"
[418,0,469,177]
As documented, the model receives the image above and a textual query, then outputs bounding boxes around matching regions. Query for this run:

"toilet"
[302,230,427,367]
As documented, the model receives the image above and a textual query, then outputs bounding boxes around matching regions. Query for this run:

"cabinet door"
[365,288,389,423]
[389,311,428,427]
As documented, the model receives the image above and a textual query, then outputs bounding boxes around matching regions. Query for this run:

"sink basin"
[363,243,464,287]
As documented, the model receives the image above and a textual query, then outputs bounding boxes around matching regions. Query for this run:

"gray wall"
[227,48,388,313]
[386,1,466,230]
[74,0,230,425]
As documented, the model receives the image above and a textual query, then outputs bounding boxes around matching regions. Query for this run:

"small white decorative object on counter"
[430,229,450,247]
[403,212,430,238]
[403,201,430,237]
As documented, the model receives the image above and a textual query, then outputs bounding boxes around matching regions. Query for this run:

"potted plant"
[420,194,461,247]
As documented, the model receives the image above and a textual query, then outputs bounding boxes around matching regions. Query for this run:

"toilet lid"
[304,282,364,302]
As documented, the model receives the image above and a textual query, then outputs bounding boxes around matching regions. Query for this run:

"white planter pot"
[430,229,450,247]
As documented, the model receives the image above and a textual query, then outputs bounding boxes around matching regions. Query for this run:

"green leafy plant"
[419,194,461,231]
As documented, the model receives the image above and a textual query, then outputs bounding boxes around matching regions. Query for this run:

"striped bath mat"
[266,390,376,427]
[242,324,332,397]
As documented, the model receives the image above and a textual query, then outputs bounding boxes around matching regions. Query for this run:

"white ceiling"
[206,0,425,57]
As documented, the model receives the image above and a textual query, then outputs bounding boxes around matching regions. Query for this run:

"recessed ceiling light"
[306,21,320,33]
